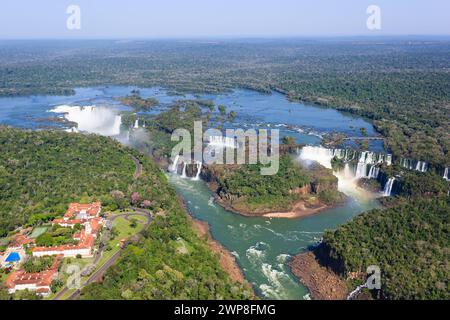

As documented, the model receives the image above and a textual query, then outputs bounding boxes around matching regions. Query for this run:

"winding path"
[53,155,150,300]
[131,155,143,179]
[53,210,152,300]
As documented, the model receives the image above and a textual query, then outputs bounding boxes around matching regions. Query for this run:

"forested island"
[202,156,344,218]
[118,90,159,112]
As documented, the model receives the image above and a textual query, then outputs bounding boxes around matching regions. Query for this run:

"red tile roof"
[32,231,95,253]
[89,218,102,234]
[64,202,101,218]
[5,256,60,290]
[12,234,35,247]
[52,218,83,225]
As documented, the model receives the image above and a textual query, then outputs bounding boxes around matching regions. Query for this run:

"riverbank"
[176,193,250,288]
[262,200,329,218]
[207,180,336,219]
[190,217,249,287]
[289,251,348,300]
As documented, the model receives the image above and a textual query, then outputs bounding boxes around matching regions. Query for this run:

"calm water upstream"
[0,86,381,299]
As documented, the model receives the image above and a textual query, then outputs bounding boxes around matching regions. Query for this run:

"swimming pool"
[5,252,21,262]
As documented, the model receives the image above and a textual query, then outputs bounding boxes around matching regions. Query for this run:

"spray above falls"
[298,146,394,196]
[49,105,122,136]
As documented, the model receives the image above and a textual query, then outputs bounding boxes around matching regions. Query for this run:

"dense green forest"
[317,197,450,300]
[119,91,159,112]
[207,155,311,212]
[204,156,342,213]
[0,127,251,299]
[0,127,135,236]
[81,209,252,299]
[0,39,449,165]
[133,103,342,212]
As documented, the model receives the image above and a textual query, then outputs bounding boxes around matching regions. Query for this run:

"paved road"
[53,154,149,300]
[67,249,123,300]
[131,155,143,179]
[53,210,152,300]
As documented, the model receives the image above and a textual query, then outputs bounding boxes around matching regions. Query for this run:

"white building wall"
[33,247,92,258]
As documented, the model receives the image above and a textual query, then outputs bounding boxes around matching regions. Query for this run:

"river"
[0,86,381,299]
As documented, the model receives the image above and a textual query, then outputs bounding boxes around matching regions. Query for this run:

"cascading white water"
[299,146,362,197]
[208,136,237,149]
[299,146,386,180]
[401,158,414,170]
[112,115,122,135]
[299,146,391,198]
[343,163,351,178]
[355,162,368,178]
[415,161,427,172]
[49,105,122,136]
[298,146,334,169]
[385,154,392,166]
[403,158,428,173]
[368,165,380,179]
[181,162,187,178]
[443,167,449,181]
[383,178,395,197]
[134,119,139,129]
[192,161,202,181]
[170,155,180,172]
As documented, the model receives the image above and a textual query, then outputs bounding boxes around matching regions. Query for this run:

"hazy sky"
[0,0,449,39]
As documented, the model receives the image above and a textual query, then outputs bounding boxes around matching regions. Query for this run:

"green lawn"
[90,214,147,277]
[29,226,48,238]
[112,215,146,244]
[51,213,148,300]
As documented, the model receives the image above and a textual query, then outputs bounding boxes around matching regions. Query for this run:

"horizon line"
[2,34,450,41]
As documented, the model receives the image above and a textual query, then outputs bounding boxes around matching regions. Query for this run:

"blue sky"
[0,0,449,39]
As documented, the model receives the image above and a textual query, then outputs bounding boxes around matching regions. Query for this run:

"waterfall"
[134,119,139,129]
[355,162,368,178]
[112,115,122,136]
[170,155,180,172]
[192,161,202,181]
[298,146,334,169]
[368,165,380,179]
[347,284,367,300]
[444,167,449,181]
[402,158,428,173]
[49,105,122,136]
[344,163,351,178]
[299,146,387,181]
[208,136,237,149]
[385,154,392,166]
[415,161,428,172]
[383,178,395,197]
[181,162,187,178]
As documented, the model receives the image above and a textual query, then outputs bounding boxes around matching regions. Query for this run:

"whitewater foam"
[49,105,122,136]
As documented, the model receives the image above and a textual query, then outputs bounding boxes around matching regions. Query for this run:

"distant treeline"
[0,39,449,165]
